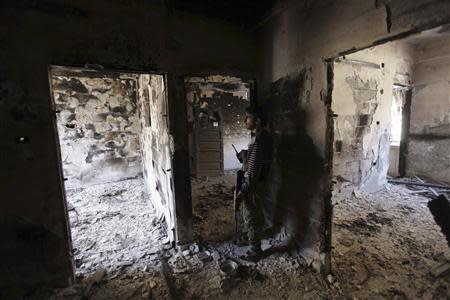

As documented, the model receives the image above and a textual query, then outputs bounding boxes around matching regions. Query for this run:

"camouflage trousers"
[240,184,265,250]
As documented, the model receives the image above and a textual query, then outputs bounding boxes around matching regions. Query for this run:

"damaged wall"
[407,34,450,184]
[186,76,250,172]
[261,72,324,259]
[51,70,141,188]
[137,74,177,242]
[0,0,257,295]
[259,0,450,272]
[332,41,414,193]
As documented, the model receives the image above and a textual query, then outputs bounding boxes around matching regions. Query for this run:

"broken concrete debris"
[389,179,450,190]
[67,178,167,275]
[431,262,450,278]
[197,251,213,263]
[31,182,449,299]
[59,175,450,299]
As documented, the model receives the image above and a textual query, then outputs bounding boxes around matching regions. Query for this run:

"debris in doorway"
[38,182,449,299]
[333,183,450,299]
[191,172,236,242]
[102,189,126,198]
[66,177,167,275]
[388,177,450,196]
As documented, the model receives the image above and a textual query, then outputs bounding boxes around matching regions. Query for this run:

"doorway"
[49,66,175,276]
[388,85,412,177]
[185,75,252,242]
[327,25,450,298]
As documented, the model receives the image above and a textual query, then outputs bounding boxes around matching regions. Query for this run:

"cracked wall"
[51,70,141,188]
[185,76,250,172]
[332,41,414,193]
[407,34,450,184]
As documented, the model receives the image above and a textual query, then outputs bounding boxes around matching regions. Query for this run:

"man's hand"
[237,150,247,163]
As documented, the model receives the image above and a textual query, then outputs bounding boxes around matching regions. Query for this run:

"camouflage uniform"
[238,130,272,250]
[241,184,265,250]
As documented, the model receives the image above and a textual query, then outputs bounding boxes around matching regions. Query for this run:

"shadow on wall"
[0,215,67,299]
[262,71,324,248]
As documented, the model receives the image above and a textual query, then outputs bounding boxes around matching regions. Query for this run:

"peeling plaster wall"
[407,35,450,184]
[137,74,178,242]
[186,76,250,172]
[332,41,414,193]
[52,71,141,188]
[259,0,450,271]
[0,0,256,295]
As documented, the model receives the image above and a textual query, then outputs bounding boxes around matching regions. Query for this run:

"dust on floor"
[66,177,168,275]
[191,172,237,243]
[332,183,450,299]
[36,181,449,299]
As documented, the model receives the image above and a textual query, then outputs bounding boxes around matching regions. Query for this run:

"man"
[235,106,273,259]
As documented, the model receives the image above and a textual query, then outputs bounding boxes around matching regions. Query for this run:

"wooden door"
[194,108,224,177]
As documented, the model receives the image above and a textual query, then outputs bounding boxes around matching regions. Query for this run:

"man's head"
[244,106,267,131]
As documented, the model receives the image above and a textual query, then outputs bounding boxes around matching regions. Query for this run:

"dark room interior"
[1,0,449,299]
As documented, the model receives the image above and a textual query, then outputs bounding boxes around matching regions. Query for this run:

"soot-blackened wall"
[407,34,450,184]
[332,41,413,194]
[137,74,180,243]
[259,0,450,273]
[52,70,141,188]
[0,0,256,295]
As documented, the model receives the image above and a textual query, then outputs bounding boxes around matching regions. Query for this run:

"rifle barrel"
[232,144,238,154]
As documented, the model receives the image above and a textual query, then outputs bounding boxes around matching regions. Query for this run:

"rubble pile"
[66,178,168,275]
[332,183,450,299]
[35,179,449,299]
[191,173,236,242]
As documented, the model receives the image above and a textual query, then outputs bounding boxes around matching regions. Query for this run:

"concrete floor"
[66,178,167,276]
[35,181,449,299]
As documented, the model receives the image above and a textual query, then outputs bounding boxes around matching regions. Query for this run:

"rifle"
[234,170,244,234]
[232,144,238,155]
[233,144,245,234]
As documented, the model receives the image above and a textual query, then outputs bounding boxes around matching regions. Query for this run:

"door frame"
[324,24,447,275]
[47,65,173,276]
[398,86,412,177]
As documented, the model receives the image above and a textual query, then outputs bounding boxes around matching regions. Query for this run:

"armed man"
[234,105,273,260]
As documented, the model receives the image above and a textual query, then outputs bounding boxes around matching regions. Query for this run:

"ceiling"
[166,0,276,29]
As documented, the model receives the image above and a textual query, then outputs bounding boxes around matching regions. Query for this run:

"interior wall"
[407,35,450,184]
[137,74,177,242]
[259,0,450,271]
[332,41,414,194]
[0,0,257,294]
[186,76,250,172]
[52,70,141,189]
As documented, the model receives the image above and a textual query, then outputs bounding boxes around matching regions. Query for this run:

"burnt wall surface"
[262,72,324,259]
[0,0,256,295]
[259,0,450,272]
[186,76,250,172]
[137,74,180,243]
[52,70,141,188]
[407,35,450,184]
[332,41,413,194]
